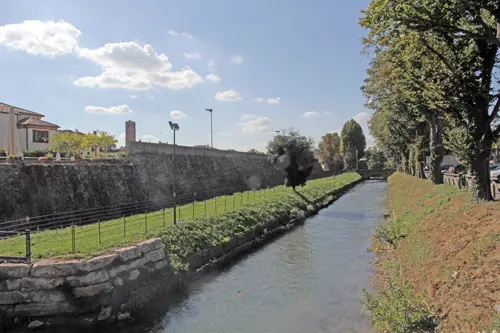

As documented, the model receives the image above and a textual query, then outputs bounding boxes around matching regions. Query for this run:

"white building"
[0,102,59,152]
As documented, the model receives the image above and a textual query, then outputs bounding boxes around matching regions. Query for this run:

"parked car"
[490,164,500,182]
[448,164,466,174]
[441,165,452,173]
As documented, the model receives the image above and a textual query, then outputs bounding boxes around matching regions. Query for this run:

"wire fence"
[0,182,297,262]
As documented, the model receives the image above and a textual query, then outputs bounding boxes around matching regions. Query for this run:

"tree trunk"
[428,112,444,184]
[469,151,492,202]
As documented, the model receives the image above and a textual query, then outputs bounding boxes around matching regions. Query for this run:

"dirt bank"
[372,173,500,333]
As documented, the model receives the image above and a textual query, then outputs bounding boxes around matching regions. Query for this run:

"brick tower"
[125,120,136,147]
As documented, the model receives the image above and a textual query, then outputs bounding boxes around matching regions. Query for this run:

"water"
[52,181,387,333]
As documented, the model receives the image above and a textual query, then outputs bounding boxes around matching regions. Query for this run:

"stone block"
[31,260,84,277]
[85,253,118,272]
[0,263,32,278]
[0,291,26,305]
[0,279,22,291]
[112,277,124,287]
[14,302,76,316]
[27,290,67,303]
[66,270,109,287]
[136,238,162,254]
[128,269,140,281]
[21,277,65,290]
[116,246,142,262]
[73,282,113,298]
[154,259,168,271]
[144,248,165,264]
[129,257,146,270]
[109,264,130,278]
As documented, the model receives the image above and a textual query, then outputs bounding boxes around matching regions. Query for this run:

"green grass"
[0,173,360,260]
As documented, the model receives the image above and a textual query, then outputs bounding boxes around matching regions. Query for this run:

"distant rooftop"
[18,117,59,129]
[0,102,45,117]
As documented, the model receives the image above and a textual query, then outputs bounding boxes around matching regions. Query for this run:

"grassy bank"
[367,172,500,333]
[0,173,360,260]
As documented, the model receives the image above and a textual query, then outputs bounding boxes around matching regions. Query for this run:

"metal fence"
[0,183,293,262]
[441,172,500,199]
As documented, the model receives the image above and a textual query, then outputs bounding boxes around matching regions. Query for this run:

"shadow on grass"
[292,189,317,208]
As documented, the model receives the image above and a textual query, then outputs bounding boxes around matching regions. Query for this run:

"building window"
[33,130,49,143]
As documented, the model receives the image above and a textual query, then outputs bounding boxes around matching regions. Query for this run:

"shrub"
[374,217,407,247]
[22,149,47,157]
[7,155,19,160]
[0,148,6,157]
[363,279,440,333]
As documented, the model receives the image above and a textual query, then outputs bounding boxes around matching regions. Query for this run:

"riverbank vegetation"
[0,173,360,261]
[367,173,500,332]
[360,1,500,201]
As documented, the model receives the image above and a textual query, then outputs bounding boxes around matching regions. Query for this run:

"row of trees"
[359,0,500,201]
[50,131,117,157]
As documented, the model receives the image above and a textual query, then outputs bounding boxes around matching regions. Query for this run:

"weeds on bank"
[374,217,407,248]
[363,279,440,333]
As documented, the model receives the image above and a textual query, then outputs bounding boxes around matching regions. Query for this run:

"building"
[125,120,136,147]
[0,102,59,151]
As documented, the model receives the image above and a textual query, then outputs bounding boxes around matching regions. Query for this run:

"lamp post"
[169,121,180,225]
[205,108,213,148]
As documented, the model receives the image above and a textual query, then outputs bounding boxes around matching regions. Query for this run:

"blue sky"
[0,0,373,151]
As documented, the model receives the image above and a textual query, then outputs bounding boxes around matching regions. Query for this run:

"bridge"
[356,169,396,180]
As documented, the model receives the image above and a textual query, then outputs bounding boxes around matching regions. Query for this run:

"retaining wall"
[0,145,330,224]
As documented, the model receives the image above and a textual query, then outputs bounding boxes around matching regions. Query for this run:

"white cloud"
[238,114,273,133]
[167,30,193,39]
[256,97,281,104]
[170,110,187,119]
[84,104,133,115]
[0,20,81,57]
[130,95,139,99]
[302,111,320,118]
[118,133,126,147]
[205,73,221,82]
[74,41,203,90]
[184,52,201,59]
[215,89,242,102]
[231,55,243,64]
[139,134,160,143]
[207,59,217,72]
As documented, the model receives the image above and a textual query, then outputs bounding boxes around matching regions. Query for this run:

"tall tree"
[340,120,367,170]
[361,0,500,200]
[267,129,316,190]
[318,132,341,162]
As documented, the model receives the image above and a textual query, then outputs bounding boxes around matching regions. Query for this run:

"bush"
[22,149,47,157]
[0,148,6,157]
[363,279,440,333]
[374,217,407,247]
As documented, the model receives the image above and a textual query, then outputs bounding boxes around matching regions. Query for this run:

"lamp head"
[169,121,179,130]
[205,108,213,112]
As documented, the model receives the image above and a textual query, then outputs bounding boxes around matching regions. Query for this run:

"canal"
[46,180,387,333]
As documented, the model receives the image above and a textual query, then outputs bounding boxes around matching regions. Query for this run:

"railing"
[0,156,125,164]
[0,183,293,262]
[442,173,500,199]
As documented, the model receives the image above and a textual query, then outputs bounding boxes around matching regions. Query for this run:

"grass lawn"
[0,173,360,260]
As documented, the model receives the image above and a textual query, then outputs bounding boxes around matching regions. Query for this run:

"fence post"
[123,216,126,237]
[98,220,101,245]
[71,225,76,254]
[145,212,148,235]
[193,193,196,220]
[25,229,31,262]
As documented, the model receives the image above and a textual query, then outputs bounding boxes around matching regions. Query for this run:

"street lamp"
[205,108,213,148]
[169,121,180,225]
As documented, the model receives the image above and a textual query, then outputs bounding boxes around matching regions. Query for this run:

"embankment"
[0,142,329,223]
[371,173,500,333]
[0,175,360,331]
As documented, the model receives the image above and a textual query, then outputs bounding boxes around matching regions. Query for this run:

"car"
[441,165,452,173]
[448,164,467,174]
[490,164,500,182]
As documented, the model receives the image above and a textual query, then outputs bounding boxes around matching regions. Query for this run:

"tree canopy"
[267,129,316,189]
[340,119,366,169]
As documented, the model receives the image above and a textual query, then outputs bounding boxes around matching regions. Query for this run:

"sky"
[0,0,374,152]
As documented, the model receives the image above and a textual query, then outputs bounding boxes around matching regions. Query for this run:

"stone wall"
[0,238,168,323]
[0,146,330,224]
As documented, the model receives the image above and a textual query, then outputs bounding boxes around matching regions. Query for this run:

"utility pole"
[205,108,213,148]
[356,149,359,170]
[169,121,180,224]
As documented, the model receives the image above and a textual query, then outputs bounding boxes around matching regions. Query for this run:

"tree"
[97,132,117,152]
[50,132,83,156]
[318,132,341,162]
[361,0,500,200]
[248,148,262,154]
[340,120,366,169]
[267,129,316,190]
[81,133,100,156]
[365,146,388,169]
